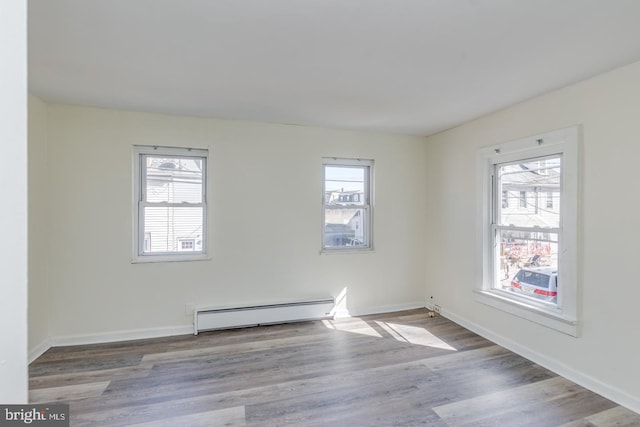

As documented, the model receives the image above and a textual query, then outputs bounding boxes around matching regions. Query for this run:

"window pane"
[324,166,365,205]
[145,156,203,203]
[497,229,558,303]
[324,208,366,248]
[498,157,560,228]
[143,206,203,253]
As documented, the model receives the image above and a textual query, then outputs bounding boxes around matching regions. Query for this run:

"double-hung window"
[322,158,373,251]
[476,127,579,335]
[133,146,208,262]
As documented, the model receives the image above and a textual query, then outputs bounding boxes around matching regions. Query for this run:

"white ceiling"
[28,0,640,136]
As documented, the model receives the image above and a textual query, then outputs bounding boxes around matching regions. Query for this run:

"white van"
[510,267,558,303]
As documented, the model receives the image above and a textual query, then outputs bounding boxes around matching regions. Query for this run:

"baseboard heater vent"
[194,298,335,335]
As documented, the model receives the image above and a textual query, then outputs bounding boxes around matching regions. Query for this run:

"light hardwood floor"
[29,309,640,426]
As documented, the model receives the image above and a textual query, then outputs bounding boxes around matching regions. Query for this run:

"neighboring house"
[499,159,560,265]
[324,190,365,246]
[501,159,560,225]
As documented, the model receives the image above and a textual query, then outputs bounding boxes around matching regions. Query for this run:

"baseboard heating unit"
[193,298,335,335]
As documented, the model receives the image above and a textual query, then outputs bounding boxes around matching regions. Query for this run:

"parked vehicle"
[510,267,557,303]
[523,254,541,267]
[346,238,364,246]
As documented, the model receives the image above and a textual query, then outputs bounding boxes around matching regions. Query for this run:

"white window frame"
[132,145,209,263]
[475,126,579,336]
[143,232,152,252]
[322,158,374,252]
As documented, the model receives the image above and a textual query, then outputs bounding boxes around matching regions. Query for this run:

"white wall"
[425,60,640,410]
[0,0,28,403]
[28,95,50,359]
[39,103,428,342]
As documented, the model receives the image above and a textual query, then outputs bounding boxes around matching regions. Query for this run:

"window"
[476,126,579,335]
[322,158,373,251]
[502,190,509,208]
[133,146,208,262]
[178,238,196,251]
[519,191,527,208]
[496,155,561,301]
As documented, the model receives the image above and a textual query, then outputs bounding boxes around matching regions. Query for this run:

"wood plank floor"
[29,309,640,426]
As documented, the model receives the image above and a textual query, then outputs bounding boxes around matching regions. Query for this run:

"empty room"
[2,0,640,425]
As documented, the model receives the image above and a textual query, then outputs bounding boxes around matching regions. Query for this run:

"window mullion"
[138,199,145,256]
[140,155,147,202]
[141,201,204,208]
[323,204,370,210]
[490,168,497,226]
[201,157,207,203]
[495,224,560,234]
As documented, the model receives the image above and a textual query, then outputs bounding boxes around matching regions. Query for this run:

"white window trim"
[475,126,580,336]
[321,157,374,253]
[132,145,209,263]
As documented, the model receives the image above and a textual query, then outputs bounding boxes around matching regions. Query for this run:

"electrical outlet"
[434,304,441,314]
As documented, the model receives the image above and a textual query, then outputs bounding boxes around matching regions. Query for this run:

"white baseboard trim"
[29,339,52,364]
[347,301,426,317]
[29,325,194,359]
[51,325,194,347]
[441,308,640,414]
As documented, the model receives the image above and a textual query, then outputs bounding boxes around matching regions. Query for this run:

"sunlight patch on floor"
[322,318,382,338]
[375,321,457,351]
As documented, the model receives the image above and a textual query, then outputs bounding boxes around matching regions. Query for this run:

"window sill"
[321,247,375,255]
[131,254,211,264]
[474,289,578,337]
